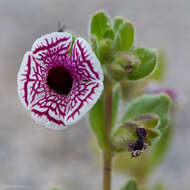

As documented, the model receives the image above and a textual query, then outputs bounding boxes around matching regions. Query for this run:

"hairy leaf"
[90,11,111,42]
[127,48,157,80]
[89,95,105,149]
[118,21,134,51]
[122,94,171,133]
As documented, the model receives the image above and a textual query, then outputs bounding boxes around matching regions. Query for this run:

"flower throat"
[47,65,73,95]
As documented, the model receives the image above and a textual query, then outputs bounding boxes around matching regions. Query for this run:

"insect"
[127,128,148,157]
[57,21,66,32]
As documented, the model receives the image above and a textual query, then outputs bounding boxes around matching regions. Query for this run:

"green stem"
[103,85,113,190]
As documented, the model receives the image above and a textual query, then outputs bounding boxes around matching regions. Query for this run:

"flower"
[17,32,104,130]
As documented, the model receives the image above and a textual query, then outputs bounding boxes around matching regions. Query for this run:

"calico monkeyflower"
[17,32,103,130]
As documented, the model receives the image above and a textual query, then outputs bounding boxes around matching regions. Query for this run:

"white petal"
[69,37,104,82]
[32,32,72,66]
[64,80,104,125]
[17,52,46,109]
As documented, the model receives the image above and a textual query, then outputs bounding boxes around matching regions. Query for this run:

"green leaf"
[122,94,171,133]
[113,16,124,32]
[118,21,134,51]
[90,11,111,42]
[112,84,120,127]
[112,121,139,151]
[113,33,122,50]
[148,124,172,170]
[151,49,167,81]
[103,28,114,40]
[89,95,105,149]
[121,179,138,190]
[127,48,157,80]
[99,39,113,64]
[146,128,161,145]
[134,114,159,129]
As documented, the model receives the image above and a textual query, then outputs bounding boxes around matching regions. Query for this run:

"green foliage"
[117,21,134,51]
[112,121,138,151]
[90,11,111,42]
[89,95,105,149]
[148,124,172,171]
[134,114,159,129]
[127,48,157,80]
[88,11,175,190]
[122,94,171,133]
[151,49,167,81]
[107,62,127,81]
[113,33,122,51]
[99,39,113,63]
[112,94,171,152]
[120,179,138,190]
[89,11,158,81]
[103,28,114,40]
[113,16,125,32]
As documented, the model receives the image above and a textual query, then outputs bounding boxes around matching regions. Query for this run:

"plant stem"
[103,85,113,190]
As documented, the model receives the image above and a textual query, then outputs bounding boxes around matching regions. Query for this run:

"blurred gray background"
[0,0,189,189]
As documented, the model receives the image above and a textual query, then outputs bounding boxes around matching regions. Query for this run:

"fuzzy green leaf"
[103,28,114,40]
[99,39,113,64]
[151,49,167,81]
[134,114,159,129]
[90,11,111,42]
[121,179,138,190]
[118,21,134,51]
[148,124,172,170]
[113,33,122,50]
[89,95,105,149]
[122,94,171,133]
[112,121,139,151]
[113,16,124,32]
[127,48,157,80]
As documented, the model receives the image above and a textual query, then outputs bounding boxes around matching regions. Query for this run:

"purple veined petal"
[30,80,103,130]
[31,32,72,68]
[68,37,103,81]
[64,80,104,126]
[17,52,46,109]
[30,91,68,130]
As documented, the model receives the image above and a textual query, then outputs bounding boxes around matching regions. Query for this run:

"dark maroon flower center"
[47,65,73,95]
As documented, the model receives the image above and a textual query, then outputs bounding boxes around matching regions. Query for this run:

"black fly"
[57,21,66,32]
[127,128,148,157]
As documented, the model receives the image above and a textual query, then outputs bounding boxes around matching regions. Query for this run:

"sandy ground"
[0,0,190,189]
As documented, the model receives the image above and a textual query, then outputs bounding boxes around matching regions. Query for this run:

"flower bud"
[107,62,126,81]
[115,53,140,75]
[107,53,140,81]
[99,39,113,64]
